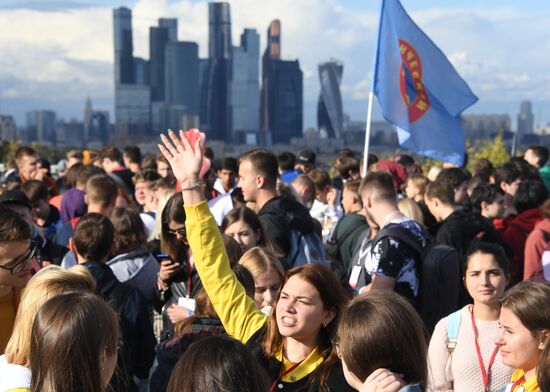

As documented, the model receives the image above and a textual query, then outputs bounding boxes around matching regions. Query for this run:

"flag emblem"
[399,39,430,123]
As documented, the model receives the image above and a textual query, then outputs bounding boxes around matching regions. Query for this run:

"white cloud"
[0,1,549,126]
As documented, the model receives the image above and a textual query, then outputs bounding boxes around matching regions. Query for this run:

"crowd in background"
[0,135,549,392]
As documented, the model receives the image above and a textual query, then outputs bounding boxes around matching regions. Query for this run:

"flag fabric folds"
[372,0,478,165]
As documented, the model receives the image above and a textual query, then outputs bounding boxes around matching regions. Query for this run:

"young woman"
[221,207,265,253]
[336,291,427,391]
[427,242,513,392]
[496,280,550,392]
[29,292,119,392]
[167,336,271,392]
[0,265,95,392]
[159,130,354,391]
[238,246,285,312]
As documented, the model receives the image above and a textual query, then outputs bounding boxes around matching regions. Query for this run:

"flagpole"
[362,92,375,175]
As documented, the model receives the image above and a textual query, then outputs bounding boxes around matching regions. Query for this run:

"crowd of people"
[0,132,549,392]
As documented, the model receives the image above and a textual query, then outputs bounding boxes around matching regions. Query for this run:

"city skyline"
[1,0,550,130]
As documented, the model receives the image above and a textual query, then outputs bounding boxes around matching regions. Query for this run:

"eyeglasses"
[166,227,187,237]
[0,242,37,275]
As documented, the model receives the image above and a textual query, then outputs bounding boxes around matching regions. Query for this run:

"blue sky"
[0,0,549,132]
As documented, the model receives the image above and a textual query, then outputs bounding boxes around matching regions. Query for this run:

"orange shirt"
[0,288,21,354]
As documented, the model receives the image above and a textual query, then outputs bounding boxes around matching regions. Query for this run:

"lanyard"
[268,360,304,392]
[510,375,526,392]
[471,306,499,392]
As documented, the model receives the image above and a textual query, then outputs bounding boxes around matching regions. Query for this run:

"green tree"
[467,133,510,172]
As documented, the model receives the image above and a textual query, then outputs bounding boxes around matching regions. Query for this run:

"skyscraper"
[134,57,149,85]
[149,26,169,102]
[26,110,57,145]
[230,28,260,143]
[317,60,344,139]
[159,18,177,42]
[200,2,232,141]
[261,20,303,145]
[517,100,534,143]
[113,7,134,85]
[165,41,199,115]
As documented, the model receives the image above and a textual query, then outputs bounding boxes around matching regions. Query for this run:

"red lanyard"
[268,360,303,392]
[510,375,526,392]
[471,307,499,392]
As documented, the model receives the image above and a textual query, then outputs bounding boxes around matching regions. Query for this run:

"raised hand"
[359,368,405,392]
[158,129,203,187]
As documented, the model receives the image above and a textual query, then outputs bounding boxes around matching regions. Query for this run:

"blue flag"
[372,0,478,165]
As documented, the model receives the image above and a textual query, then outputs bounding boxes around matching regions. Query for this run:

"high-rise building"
[462,114,511,140]
[149,26,169,102]
[84,97,93,141]
[517,100,534,142]
[115,84,151,138]
[26,110,57,145]
[113,7,134,85]
[159,18,178,42]
[317,60,344,139]
[0,115,17,141]
[230,28,260,143]
[134,57,149,85]
[261,20,303,145]
[200,2,232,141]
[165,41,200,115]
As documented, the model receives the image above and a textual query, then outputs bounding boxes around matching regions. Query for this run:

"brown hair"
[408,174,429,197]
[175,287,218,336]
[161,193,188,263]
[264,264,347,387]
[240,149,279,188]
[238,247,284,284]
[132,170,161,185]
[73,213,115,263]
[22,180,49,204]
[359,171,396,203]
[221,207,272,250]
[337,291,428,386]
[15,146,37,163]
[85,174,118,208]
[110,207,147,254]
[0,204,32,242]
[167,336,270,392]
[66,149,84,161]
[500,280,550,390]
[425,179,454,205]
[222,234,244,266]
[344,179,363,208]
[308,168,331,192]
[99,146,123,165]
[30,292,119,392]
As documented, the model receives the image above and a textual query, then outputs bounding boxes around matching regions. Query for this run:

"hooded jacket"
[107,249,160,306]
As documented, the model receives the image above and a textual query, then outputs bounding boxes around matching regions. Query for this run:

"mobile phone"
[156,253,176,265]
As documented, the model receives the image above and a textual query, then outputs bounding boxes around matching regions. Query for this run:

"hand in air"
[158,129,204,186]
[359,368,405,392]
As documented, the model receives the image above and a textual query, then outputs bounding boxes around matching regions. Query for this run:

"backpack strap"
[446,309,462,353]
[371,226,425,256]
[329,219,367,250]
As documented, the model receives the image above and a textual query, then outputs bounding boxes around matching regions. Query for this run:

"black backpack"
[325,220,368,280]
[371,227,461,334]
[107,282,138,392]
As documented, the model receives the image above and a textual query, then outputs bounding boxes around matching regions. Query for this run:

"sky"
[0,0,549,131]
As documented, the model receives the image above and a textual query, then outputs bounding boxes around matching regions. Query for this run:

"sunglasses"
[0,241,37,275]
[166,227,187,237]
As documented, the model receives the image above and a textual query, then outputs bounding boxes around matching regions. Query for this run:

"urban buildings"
[517,100,534,143]
[261,20,303,145]
[113,7,134,85]
[462,114,512,140]
[0,116,17,141]
[26,110,56,146]
[230,28,260,144]
[317,60,344,139]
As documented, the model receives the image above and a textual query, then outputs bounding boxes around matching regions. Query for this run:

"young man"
[0,205,33,353]
[123,145,142,174]
[134,170,161,213]
[328,180,369,279]
[156,154,173,179]
[358,172,427,304]
[100,146,134,194]
[213,157,238,195]
[9,146,58,196]
[425,178,507,263]
[278,151,301,184]
[238,149,317,268]
[71,213,155,390]
[55,173,118,248]
[495,162,524,217]
[295,149,316,175]
[524,145,550,191]
[308,168,343,229]
[291,174,316,208]
[434,167,471,207]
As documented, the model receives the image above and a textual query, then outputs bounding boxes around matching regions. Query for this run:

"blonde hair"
[5,265,95,367]
[238,247,284,283]
[398,198,424,226]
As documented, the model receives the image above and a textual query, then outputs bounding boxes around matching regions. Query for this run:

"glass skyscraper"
[113,7,134,85]
[317,60,344,139]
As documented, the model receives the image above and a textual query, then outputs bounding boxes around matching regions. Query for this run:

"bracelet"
[180,181,203,192]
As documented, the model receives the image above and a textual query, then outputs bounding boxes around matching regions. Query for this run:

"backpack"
[371,227,461,334]
[325,220,367,280]
[107,282,138,392]
[286,229,327,268]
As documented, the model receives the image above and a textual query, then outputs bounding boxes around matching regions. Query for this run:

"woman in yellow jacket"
[159,130,354,391]
[495,281,550,392]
